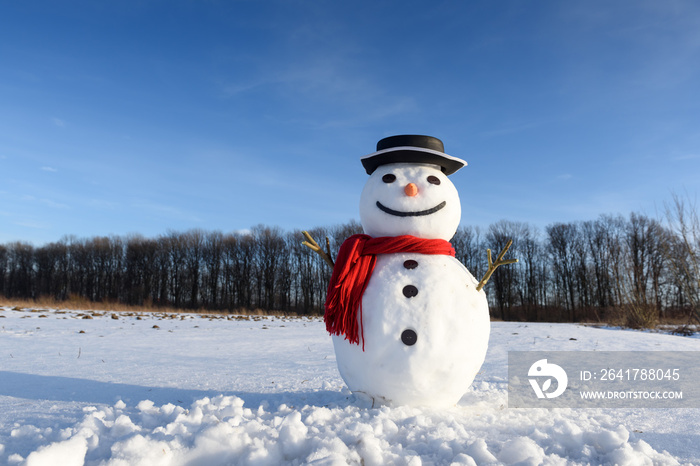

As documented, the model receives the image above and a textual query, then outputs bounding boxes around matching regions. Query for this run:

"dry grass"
[0,297,692,330]
[623,302,659,329]
[0,297,293,318]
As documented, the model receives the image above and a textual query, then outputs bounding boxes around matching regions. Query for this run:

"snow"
[1,306,700,465]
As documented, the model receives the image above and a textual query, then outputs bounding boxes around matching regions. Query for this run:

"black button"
[403,285,418,298]
[403,260,418,269]
[401,329,417,346]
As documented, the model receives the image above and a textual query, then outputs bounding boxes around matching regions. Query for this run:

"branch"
[476,239,518,291]
[302,231,334,268]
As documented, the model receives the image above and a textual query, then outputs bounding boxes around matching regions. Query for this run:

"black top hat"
[360,135,467,175]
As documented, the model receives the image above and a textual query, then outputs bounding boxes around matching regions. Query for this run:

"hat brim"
[361,146,467,175]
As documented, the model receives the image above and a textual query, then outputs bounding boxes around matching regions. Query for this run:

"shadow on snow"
[0,371,351,411]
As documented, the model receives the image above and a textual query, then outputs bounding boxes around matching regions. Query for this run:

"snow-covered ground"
[1,305,699,465]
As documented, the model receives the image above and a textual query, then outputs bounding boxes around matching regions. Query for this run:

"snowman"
[304,135,514,408]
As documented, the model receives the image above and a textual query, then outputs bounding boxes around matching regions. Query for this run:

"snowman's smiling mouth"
[376,201,447,217]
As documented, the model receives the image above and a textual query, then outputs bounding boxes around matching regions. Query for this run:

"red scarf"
[324,234,455,350]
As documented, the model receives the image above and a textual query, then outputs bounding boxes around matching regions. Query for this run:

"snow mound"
[2,308,697,464]
[16,394,680,465]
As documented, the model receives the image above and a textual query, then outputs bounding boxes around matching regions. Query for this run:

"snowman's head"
[359,163,461,240]
[358,135,465,240]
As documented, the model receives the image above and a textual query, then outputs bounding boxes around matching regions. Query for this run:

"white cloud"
[88,199,120,210]
[219,52,416,129]
[481,121,543,138]
[233,228,252,236]
[132,201,202,222]
[18,193,68,209]
[673,154,700,161]
[15,221,45,229]
[52,117,66,127]
[40,198,69,209]
[557,174,573,180]
[41,166,58,172]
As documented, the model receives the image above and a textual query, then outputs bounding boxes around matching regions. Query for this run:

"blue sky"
[2,1,699,245]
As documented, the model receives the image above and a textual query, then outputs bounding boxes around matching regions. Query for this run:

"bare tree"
[0,244,7,296]
[453,225,485,281]
[547,223,579,320]
[202,231,224,309]
[583,217,616,312]
[5,242,34,298]
[622,213,668,328]
[251,225,285,310]
[183,229,205,309]
[124,235,158,306]
[515,224,546,321]
[664,193,700,324]
[486,220,523,320]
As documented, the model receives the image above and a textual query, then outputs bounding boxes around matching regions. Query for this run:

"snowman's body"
[328,147,491,408]
[333,253,489,407]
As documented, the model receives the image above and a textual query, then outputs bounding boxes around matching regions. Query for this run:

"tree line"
[1,204,698,326]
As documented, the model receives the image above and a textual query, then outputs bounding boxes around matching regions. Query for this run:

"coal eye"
[427,175,441,185]
[382,174,396,183]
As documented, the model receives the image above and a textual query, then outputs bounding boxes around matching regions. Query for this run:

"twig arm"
[476,239,518,291]
[302,231,335,268]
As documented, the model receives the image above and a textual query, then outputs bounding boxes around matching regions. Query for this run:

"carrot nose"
[404,183,418,197]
